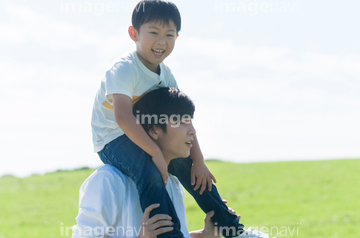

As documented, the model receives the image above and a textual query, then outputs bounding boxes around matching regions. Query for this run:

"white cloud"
[167,36,360,162]
[170,36,360,107]
[0,3,101,48]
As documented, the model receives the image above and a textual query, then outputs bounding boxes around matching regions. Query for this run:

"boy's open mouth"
[152,48,165,56]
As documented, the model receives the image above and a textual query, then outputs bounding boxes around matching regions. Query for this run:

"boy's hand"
[191,161,217,195]
[152,153,169,186]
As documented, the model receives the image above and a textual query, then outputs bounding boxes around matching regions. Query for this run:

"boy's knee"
[139,168,164,190]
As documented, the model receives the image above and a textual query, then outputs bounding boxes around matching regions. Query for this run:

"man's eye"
[181,120,191,124]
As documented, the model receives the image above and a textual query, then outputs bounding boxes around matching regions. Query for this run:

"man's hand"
[201,210,221,238]
[138,204,174,238]
[191,161,217,195]
[223,199,241,220]
[152,153,169,186]
[201,202,241,238]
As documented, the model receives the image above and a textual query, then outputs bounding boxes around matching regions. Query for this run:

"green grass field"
[0,159,359,238]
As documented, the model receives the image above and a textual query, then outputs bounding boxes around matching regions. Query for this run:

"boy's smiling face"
[129,20,177,73]
[150,117,195,163]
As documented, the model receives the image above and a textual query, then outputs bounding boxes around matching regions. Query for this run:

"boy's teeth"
[153,49,164,53]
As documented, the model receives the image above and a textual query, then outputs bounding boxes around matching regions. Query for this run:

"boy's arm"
[190,136,217,194]
[113,93,169,185]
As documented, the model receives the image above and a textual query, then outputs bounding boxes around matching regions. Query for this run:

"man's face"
[133,20,177,73]
[155,117,196,161]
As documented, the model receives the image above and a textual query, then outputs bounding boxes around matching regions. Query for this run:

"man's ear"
[128,26,138,42]
[148,127,159,140]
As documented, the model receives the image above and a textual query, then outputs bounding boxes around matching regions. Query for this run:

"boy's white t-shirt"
[91,51,178,152]
[72,164,190,238]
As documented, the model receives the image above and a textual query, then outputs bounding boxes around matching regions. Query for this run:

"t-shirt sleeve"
[105,62,137,99]
[162,64,178,89]
[72,171,123,238]
[169,75,178,89]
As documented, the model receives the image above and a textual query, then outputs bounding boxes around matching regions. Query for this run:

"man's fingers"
[152,227,174,237]
[147,219,174,231]
[146,214,172,226]
[204,210,215,222]
[143,204,160,219]
[228,206,236,215]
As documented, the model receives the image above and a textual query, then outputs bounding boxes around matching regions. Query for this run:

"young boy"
[92,1,245,238]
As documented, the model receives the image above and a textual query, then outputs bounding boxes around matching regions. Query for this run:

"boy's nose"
[157,36,166,44]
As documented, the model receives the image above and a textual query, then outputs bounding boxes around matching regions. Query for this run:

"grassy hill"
[0,159,359,238]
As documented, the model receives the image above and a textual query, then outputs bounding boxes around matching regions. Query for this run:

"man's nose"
[188,124,196,135]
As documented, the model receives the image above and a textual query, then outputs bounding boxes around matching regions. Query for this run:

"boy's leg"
[168,156,245,238]
[98,135,184,238]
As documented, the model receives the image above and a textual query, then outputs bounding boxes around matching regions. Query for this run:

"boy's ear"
[128,26,138,42]
[176,34,179,39]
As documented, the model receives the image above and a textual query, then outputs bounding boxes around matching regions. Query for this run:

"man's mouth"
[152,48,165,56]
[185,140,193,147]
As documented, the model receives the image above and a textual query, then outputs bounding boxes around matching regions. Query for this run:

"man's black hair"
[133,87,195,132]
[132,0,181,33]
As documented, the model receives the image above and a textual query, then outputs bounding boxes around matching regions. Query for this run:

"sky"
[1,0,359,177]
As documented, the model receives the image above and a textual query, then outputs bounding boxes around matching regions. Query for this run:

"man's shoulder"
[82,165,127,190]
[96,164,124,175]
[167,174,183,193]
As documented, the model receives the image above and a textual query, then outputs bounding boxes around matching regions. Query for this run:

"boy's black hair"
[132,0,181,33]
[133,87,195,132]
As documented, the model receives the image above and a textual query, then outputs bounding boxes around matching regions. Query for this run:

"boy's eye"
[167,34,174,37]
[150,32,158,35]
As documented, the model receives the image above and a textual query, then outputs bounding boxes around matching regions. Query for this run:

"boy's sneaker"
[235,228,279,238]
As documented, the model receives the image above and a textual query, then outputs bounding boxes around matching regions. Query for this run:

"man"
[73,88,272,238]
